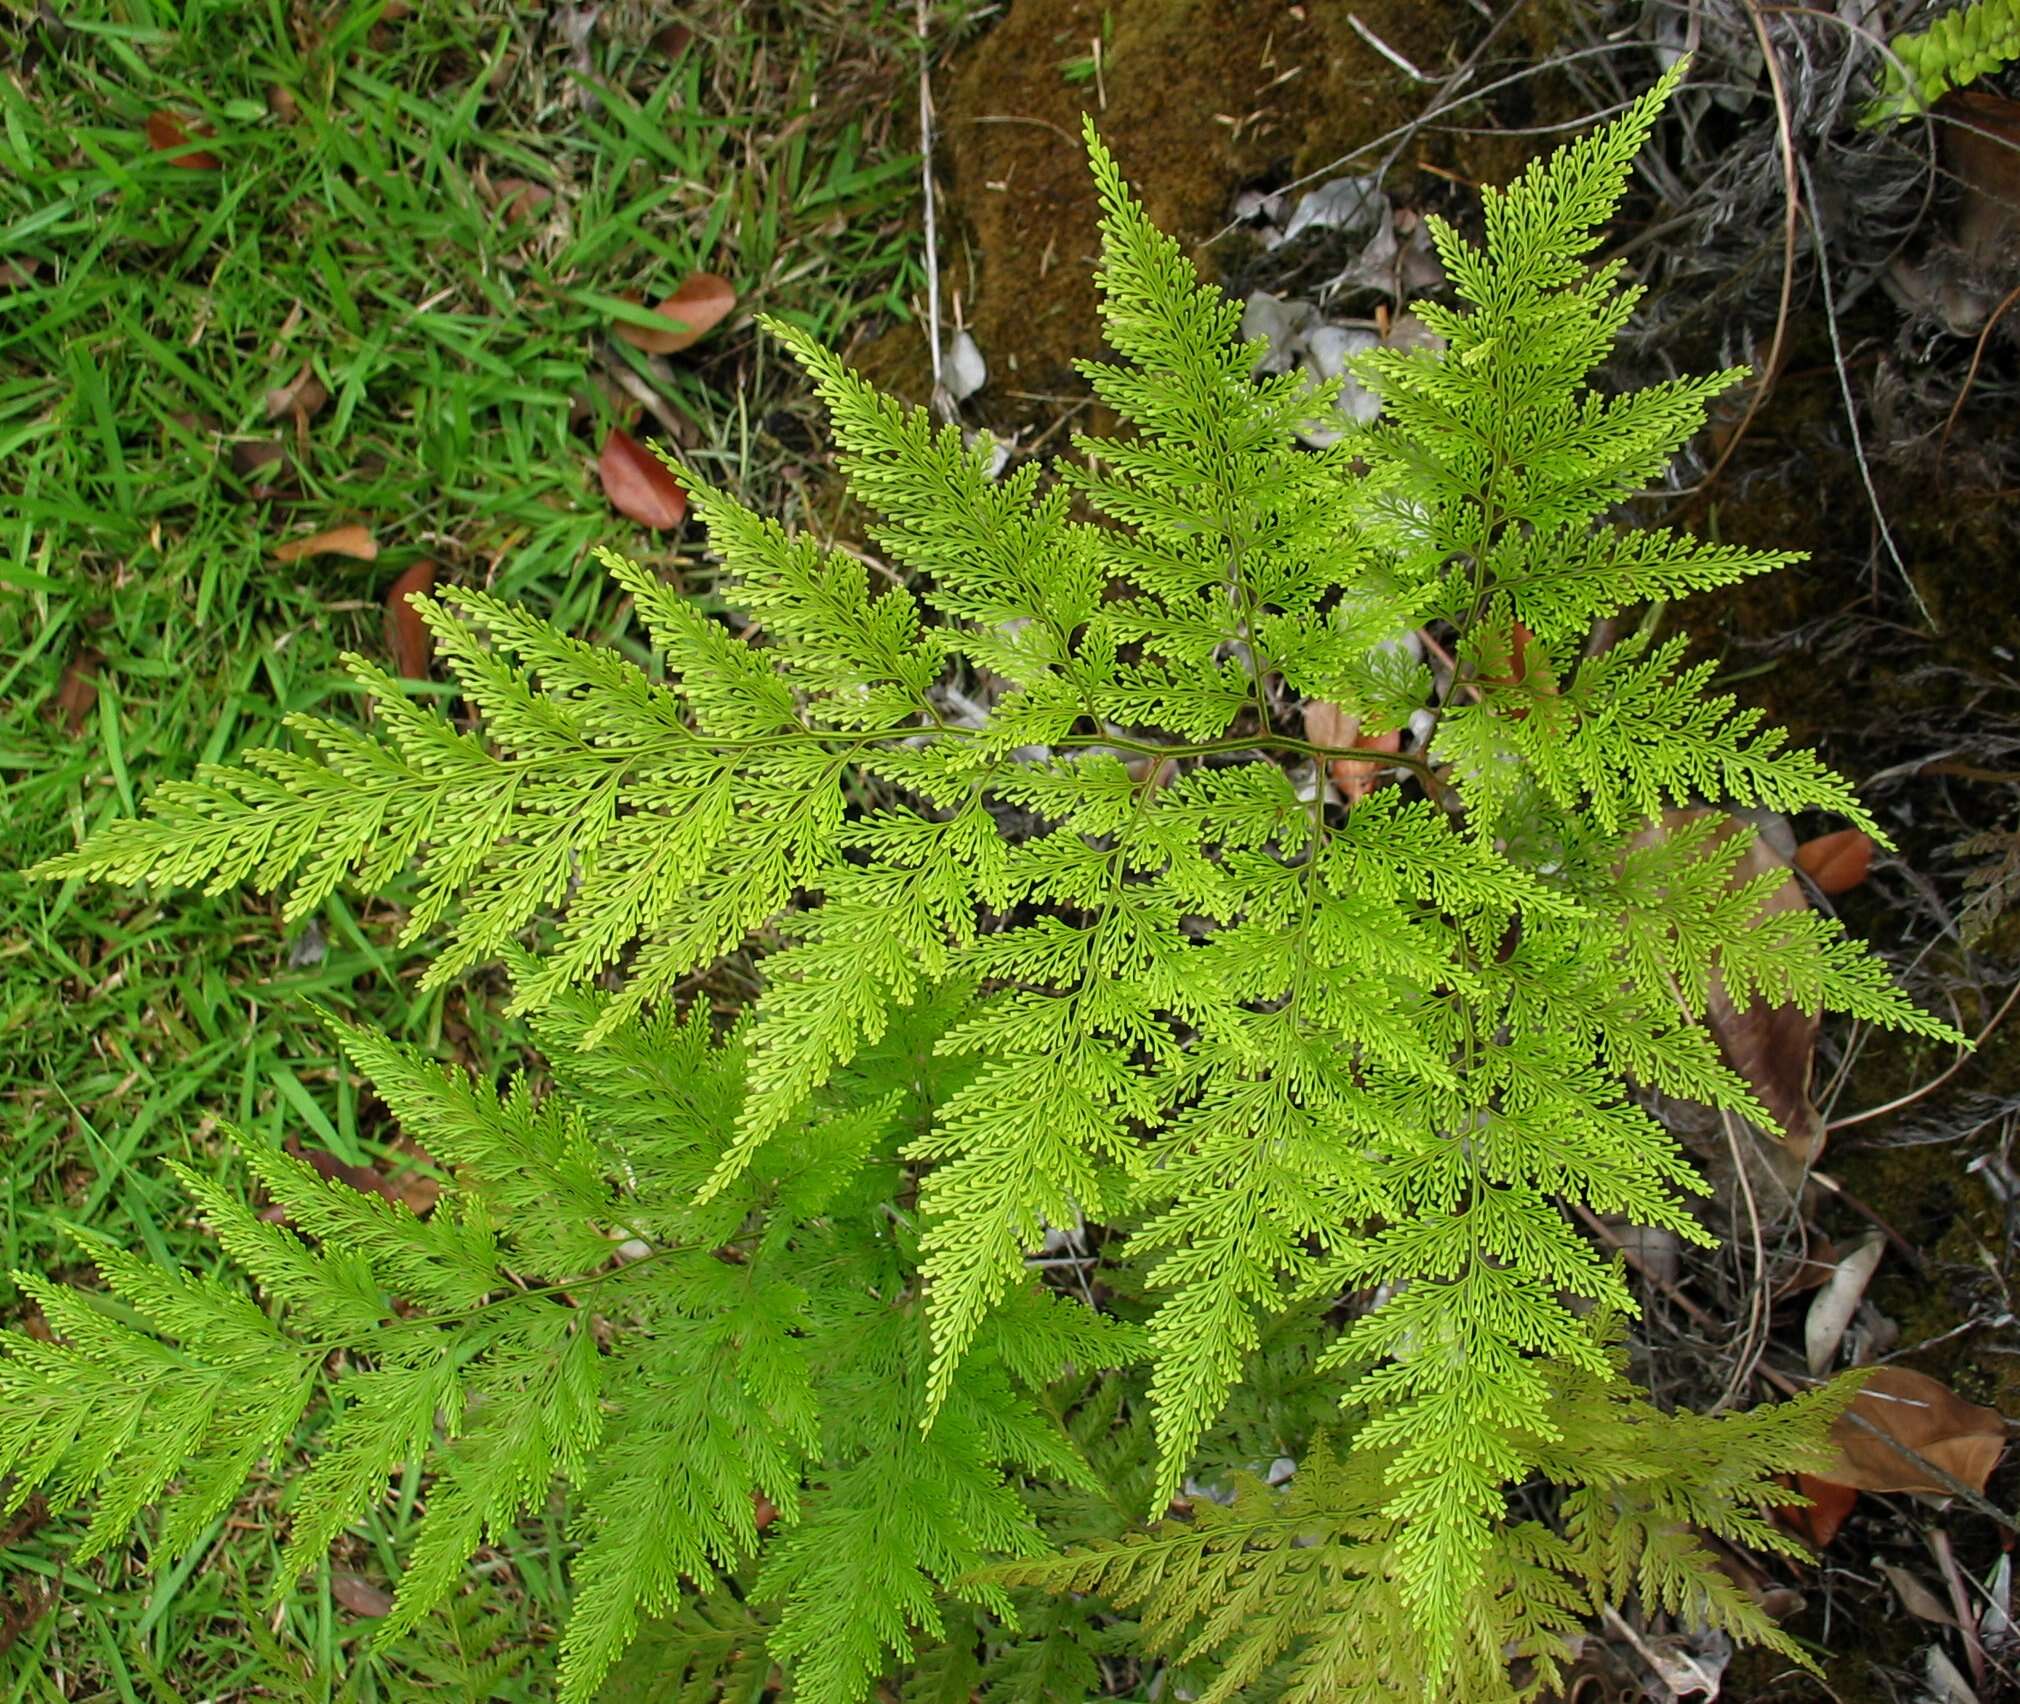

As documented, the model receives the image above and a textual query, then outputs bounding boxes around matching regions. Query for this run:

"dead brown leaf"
[613,273,737,354]
[1301,702,1399,805]
[1775,1470,1859,1549]
[388,1152,441,1218]
[1664,809,1823,1163]
[145,110,219,170]
[273,523,378,564]
[491,176,555,225]
[54,651,101,733]
[286,1137,438,1219]
[599,427,688,530]
[1823,1366,2009,1495]
[0,1488,48,1554]
[1795,828,1873,896]
[1878,1562,1957,1626]
[266,84,299,123]
[331,1572,394,1618]
[1941,91,2020,275]
[383,560,437,678]
[264,364,330,424]
[230,440,288,481]
[0,257,42,290]
[0,1567,55,1662]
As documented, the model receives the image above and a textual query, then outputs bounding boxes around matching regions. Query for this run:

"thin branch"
[1826,978,2020,1135]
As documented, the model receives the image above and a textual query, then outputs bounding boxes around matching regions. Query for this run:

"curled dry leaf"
[1650,808,1826,1165]
[330,1572,395,1618]
[491,176,555,225]
[1943,90,2020,277]
[1795,827,1873,895]
[54,650,102,734]
[273,523,378,564]
[944,330,987,403]
[287,1137,439,1219]
[1804,1232,1885,1375]
[1878,1563,1958,1626]
[230,440,287,480]
[599,427,687,530]
[266,84,299,122]
[264,364,330,423]
[1475,619,1558,720]
[1823,1366,2010,1495]
[612,273,736,354]
[1302,701,1398,805]
[1775,1471,1859,1549]
[145,110,219,170]
[384,560,437,679]
[1771,1232,1842,1301]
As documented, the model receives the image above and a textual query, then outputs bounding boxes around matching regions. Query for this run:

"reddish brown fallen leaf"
[753,1490,778,1531]
[1822,1366,2009,1495]
[294,1142,401,1205]
[287,1137,438,1218]
[230,440,288,480]
[1771,1233,1842,1301]
[1301,701,1399,805]
[1795,828,1873,895]
[273,523,378,564]
[0,1490,49,1551]
[55,650,102,733]
[599,427,688,529]
[145,110,219,170]
[0,1570,56,1662]
[1638,809,1824,1164]
[491,176,555,225]
[1942,91,2020,275]
[264,365,330,423]
[613,273,737,354]
[0,257,42,290]
[1474,620,1559,719]
[330,1573,394,1618]
[383,560,437,678]
[266,84,299,123]
[1877,1562,1957,1626]
[389,1160,441,1218]
[1774,1471,1859,1549]
[1333,726,1400,804]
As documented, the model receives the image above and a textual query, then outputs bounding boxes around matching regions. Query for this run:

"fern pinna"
[16,62,1953,1701]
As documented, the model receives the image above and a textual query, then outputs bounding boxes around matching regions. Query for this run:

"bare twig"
[1827,978,2020,1135]
[1940,279,2020,465]
[1346,11,1433,83]
[1799,152,1935,627]
[915,0,949,420]
[1685,0,1799,503]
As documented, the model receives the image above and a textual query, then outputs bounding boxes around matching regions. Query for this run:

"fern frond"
[21,59,1970,1704]
[1863,0,2020,122]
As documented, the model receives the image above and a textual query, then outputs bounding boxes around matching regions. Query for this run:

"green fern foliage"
[1862,0,2020,123]
[20,59,1960,1702]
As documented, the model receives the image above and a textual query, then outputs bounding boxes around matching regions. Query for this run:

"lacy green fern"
[17,61,1957,1701]
[1863,0,2020,124]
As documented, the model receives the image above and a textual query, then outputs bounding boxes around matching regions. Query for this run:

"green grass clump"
[0,1,921,1691]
